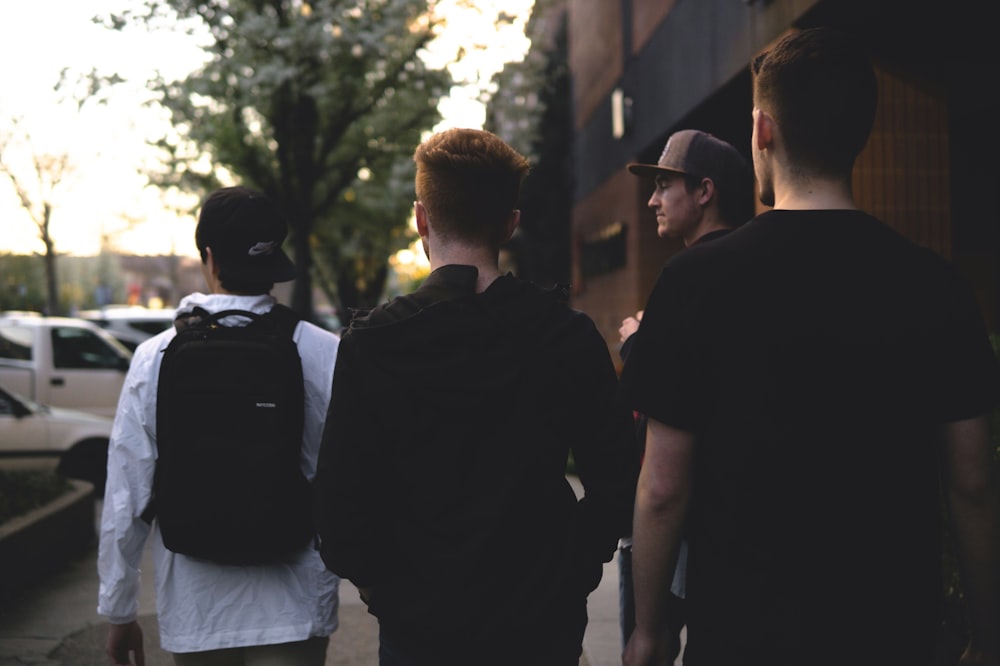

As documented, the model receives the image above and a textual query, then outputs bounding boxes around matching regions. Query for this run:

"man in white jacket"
[98,186,340,666]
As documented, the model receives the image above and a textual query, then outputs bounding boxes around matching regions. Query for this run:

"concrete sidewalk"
[0,536,383,666]
[0,501,626,666]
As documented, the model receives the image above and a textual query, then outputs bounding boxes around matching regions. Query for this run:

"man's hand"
[960,637,999,666]
[106,620,145,666]
[623,626,674,666]
[619,311,644,343]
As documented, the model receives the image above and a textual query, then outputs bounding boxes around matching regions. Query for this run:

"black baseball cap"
[195,186,297,283]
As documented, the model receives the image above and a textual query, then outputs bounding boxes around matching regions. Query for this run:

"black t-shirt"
[620,210,1000,664]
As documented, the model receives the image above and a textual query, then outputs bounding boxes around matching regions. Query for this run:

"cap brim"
[626,163,687,178]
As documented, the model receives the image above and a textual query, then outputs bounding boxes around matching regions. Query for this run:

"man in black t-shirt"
[616,129,752,661]
[621,28,1000,666]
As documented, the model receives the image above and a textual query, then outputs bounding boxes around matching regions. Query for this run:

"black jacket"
[314,265,637,661]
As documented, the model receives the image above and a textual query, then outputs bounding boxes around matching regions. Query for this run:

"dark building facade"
[566,0,999,362]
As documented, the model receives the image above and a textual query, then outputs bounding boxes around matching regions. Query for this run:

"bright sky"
[0,0,534,259]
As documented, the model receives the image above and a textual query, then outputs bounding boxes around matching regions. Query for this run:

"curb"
[0,480,96,599]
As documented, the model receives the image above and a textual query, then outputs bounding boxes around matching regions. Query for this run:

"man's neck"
[686,220,733,247]
[429,245,502,293]
[772,173,857,211]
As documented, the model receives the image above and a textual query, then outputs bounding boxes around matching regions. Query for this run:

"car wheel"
[57,438,109,498]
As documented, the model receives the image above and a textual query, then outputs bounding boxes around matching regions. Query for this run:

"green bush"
[0,468,71,526]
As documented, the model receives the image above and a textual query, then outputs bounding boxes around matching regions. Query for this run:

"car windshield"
[0,325,34,361]
[0,385,44,414]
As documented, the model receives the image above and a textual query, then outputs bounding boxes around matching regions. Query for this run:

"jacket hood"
[173,292,278,329]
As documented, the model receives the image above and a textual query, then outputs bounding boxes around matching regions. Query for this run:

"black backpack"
[144,305,314,564]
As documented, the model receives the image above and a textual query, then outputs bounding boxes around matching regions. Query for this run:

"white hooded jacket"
[97,292,340,653]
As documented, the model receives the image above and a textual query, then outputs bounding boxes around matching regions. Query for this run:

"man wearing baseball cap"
[194,185,299,287]
[617,130,753,661]
[618,129,753,341]
[99,186,341,665]
[626,128,753,247]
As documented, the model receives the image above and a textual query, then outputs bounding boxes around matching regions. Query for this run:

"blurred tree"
[313,158,417,315]
[97,0,452,322]
[485,0,571,288]
[0,253,48,313]
[0,117,72,315]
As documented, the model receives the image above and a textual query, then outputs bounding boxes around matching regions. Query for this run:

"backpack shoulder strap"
[263,304,302,339]
[173,306,209,332]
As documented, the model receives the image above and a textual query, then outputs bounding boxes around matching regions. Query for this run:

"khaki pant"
[172,636,329,666]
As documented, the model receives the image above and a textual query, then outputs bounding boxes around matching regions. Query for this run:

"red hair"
[414,128,531,247]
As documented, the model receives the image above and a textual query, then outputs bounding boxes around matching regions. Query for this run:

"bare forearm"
[630,419,693,637]
[631,471,686,634]
[950,477,1000,659]
[946,416,1000,661]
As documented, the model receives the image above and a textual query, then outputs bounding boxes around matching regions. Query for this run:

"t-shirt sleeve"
[929,265,1000,422]
[619,265,711,431]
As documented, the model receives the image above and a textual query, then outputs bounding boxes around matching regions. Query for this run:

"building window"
[580,222,627,277]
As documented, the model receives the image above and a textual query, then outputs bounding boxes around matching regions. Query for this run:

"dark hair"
[752,27,877,179]
[196,240,274,294]
[215,275,274,295]
[664,169,751,230]
[196,229,274,295]
[716,178,754,229]
[414,128,531,248]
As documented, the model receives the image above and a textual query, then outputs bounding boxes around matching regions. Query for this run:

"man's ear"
[204,247,221,278]
[502,210,520,244]
[753,107,774,151]
[697,178,715,207]
[414,201,429,239]
[201,246,223,293]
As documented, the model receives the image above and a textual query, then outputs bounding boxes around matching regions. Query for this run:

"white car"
[0,312,132,418]
[77,306,175,351]
[0,384,113,495]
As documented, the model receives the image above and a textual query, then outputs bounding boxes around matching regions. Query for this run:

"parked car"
[0,384,112,495]
[0,312,132,419]
[77,305,175,351]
